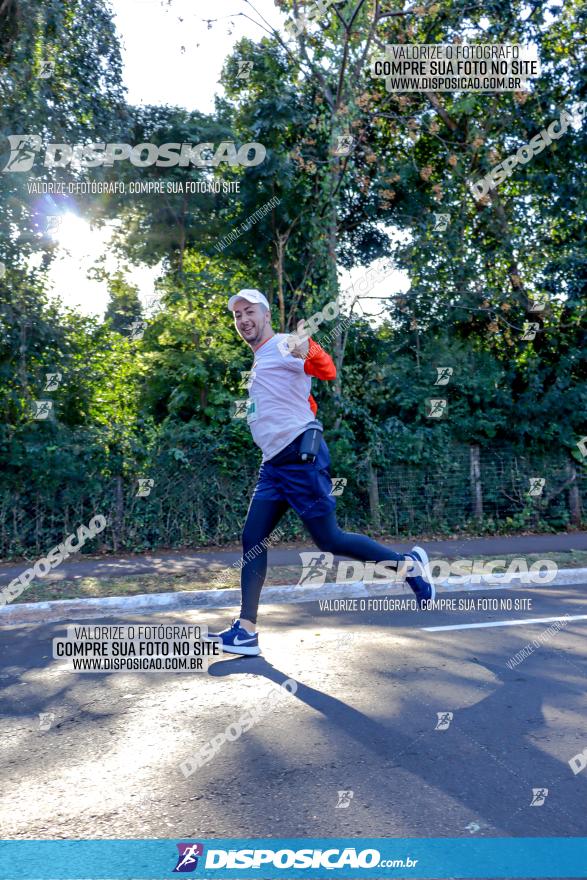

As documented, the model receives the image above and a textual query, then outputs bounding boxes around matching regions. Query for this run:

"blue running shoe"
[403,546,435,609]
[207,619,261,656]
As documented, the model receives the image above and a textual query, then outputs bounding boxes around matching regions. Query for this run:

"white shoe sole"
[222,644,261,656]
[411,545,436,603]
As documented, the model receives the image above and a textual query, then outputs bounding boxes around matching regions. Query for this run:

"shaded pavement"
[1,532,585,588]
[1,580,586,843]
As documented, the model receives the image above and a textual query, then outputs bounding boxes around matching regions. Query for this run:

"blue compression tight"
[239,498,406,625]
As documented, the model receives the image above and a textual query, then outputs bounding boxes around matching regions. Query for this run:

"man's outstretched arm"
[303,338,336,380]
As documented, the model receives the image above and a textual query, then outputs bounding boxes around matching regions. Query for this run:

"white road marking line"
[422,614,587,632]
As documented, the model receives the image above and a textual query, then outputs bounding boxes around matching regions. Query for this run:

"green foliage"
[103,271,143,335]
[0,0,585,557]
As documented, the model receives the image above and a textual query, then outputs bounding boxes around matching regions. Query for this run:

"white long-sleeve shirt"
[246,333,336,462]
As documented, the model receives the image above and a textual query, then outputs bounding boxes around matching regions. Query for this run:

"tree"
[103,271,143,336]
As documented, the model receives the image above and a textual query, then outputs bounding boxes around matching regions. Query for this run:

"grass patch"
[9,564,303,605]
[6,550,587,605]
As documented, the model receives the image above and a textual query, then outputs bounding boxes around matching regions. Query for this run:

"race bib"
[246,398,258,423]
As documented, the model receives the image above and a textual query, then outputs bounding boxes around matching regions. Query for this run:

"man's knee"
[242,527,267,558]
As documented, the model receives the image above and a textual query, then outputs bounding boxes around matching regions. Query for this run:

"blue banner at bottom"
[0,838,585,879]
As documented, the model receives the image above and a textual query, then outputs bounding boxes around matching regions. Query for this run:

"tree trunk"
[274,233,287,332]
[367,457,381,531]
[326,153,342,398]
[113,475,124,553]
[470,444,483,519]
[566,460,581,526]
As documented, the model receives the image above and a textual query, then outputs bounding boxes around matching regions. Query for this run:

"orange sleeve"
[303,337,337,380]
[308,393,318,415]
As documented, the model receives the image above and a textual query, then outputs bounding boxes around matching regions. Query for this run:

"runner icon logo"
[237,61,253,80]
[333,134,355,156]
[38,712,55,731]
[298,552,334,585]
[336,790,354,808]
[173,843,204,873]
[521,321,540,340]
[433,213,450,232]
[435,712,453,730]
[528,477,545,497]
[427,398,447,418]
[29,400,53,420]
[530,788,548,806]
[329,477,347,496]
[44,373,62,391]
[434,366,453,385]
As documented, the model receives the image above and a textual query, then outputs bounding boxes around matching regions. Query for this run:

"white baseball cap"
[227,288,270,312]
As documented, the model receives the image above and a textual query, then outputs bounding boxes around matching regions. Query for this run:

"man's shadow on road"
[208,649,587,837]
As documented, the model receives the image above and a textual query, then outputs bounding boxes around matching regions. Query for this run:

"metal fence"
[369,445,585,536]
[0,436,584,559]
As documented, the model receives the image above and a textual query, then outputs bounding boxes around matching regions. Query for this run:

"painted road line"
[422,614,587,632]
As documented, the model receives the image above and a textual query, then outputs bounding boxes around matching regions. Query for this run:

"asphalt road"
[1,582,586,850]
[1,532,585,587]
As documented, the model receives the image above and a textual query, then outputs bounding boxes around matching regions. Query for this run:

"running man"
[210,289,434,655]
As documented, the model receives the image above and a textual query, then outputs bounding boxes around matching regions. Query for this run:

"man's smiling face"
[232,299,271,348]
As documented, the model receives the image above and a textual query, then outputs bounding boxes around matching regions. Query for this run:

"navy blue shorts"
[252,436,337,521]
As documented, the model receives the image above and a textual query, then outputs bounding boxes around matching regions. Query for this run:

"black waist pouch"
[268,421,324,466]
[298,421,323,462]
